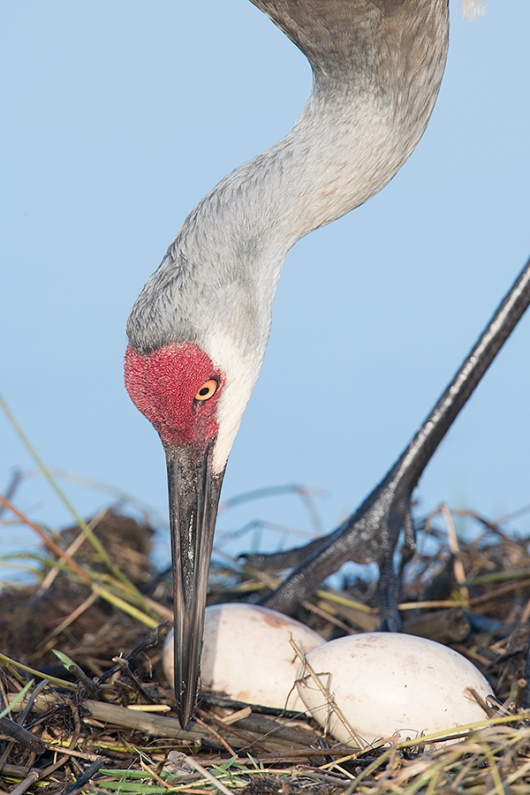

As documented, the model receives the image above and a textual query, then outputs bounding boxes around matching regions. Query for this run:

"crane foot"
[248,469,415,628]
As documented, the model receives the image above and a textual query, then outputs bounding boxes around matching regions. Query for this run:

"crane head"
[124,342,227,727]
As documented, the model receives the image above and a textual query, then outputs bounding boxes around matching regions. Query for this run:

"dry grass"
[1,481,530,793]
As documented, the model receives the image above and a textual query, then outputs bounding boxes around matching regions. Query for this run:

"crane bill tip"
[459,0,487,22]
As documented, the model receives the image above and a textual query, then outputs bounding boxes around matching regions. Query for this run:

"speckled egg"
[296,632,493,746]
[164,603,325,710]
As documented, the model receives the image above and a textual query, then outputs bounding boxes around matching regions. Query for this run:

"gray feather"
[127,0,449,368]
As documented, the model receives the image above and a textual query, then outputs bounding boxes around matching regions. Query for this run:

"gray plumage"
[127,0,449,471]
[128,0,448,345]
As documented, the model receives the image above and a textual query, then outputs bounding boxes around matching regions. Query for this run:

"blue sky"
[1,2,529,575]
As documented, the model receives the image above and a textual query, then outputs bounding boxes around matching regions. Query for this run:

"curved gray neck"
[182,0,449,268]
[126,0,450,473]
[128,0,449,359]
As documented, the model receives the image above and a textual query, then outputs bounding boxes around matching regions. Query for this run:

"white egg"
[296,632,494,747]
[163,603,325,711]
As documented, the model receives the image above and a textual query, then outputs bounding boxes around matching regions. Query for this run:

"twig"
[64,758,105,795]
[441,503,470,602]
[98,622,168,684]
[315,589,374,614]
[127,704,171,712]
[237,713,320,747]
[140,759,173,789]
[0,652,77,691]
[37,510,107,594]
[17,679,49,725]
[494,502,530,527]
[194,715,237,756]
[52,650,103,699]
[143,596,174,621]
[10,701,86,794]
[0,717,45,754]
[40,745,100,762]
[343,748,393,795]
[111,655,154,703]
[9,770,39,795]
[290,636,365,748]
[198,693,306,720]
[0,762,64,779]
[176,754,233,795]
[0,470,22,520]
[470,580,530,607]
[302,599,355,634]
[39,591,98,652]
[82,700,214,743]
[521,652,530,710]
[195,708,275,753]
[220,706,252,725]
[0,495,91,584]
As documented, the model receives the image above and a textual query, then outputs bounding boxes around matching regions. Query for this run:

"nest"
[1,504,530,794]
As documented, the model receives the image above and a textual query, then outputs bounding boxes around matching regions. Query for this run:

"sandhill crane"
[124,0,530,727]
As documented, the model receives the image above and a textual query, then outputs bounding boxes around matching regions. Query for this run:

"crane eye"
[194,379,218,401]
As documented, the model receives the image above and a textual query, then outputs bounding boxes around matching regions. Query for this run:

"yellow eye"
[194,379,218,401]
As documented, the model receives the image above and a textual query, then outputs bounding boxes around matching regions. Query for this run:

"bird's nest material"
[1,505,530,793]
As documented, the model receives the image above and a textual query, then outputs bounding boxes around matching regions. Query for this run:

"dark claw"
[379,617,400,632]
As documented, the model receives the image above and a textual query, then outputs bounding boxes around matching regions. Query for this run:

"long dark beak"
[165,442,224,727]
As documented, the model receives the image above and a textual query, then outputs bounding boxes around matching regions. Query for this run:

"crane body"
[124,0,530,727]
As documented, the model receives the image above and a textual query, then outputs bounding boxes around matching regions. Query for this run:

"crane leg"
[243,256,530,625]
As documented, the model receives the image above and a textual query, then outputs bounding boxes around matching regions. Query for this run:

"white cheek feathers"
[163,603,325,711]
[296,633,494,747]
[207,335,262,474]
